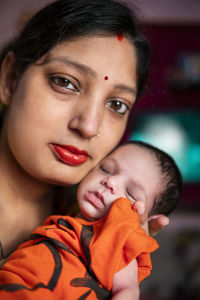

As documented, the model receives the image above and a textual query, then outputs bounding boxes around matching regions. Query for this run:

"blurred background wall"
[0,1,200,299]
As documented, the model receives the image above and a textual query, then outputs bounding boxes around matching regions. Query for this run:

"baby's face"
[77,144,164,221]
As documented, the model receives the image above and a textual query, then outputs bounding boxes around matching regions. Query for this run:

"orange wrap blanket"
[0,198,158,299]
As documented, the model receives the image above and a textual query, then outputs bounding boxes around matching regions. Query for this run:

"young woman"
[0,0,169,262]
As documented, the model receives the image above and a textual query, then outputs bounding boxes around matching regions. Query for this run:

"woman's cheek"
[99,116,128,151]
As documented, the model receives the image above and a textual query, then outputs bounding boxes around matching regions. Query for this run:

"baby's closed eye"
[125,189,136,205]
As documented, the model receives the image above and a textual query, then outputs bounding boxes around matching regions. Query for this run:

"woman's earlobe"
[0,51,18,106]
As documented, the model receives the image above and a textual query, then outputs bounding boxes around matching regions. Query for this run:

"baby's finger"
[132,201,145,215]
[132,201,149,234]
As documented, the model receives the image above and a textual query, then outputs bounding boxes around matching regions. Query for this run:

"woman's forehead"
[49,35,137,65]
[40,35,138,92]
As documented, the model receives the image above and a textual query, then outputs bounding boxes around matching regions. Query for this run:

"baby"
[0,141,182,300]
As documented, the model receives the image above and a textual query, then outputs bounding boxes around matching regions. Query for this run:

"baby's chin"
[76,210,106,222]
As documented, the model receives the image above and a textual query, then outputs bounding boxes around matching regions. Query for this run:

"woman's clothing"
[0,198,158,299]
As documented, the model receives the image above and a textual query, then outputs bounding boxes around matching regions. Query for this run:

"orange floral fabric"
[0,198,158,299]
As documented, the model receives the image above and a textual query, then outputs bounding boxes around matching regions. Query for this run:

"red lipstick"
[52,144,88,166]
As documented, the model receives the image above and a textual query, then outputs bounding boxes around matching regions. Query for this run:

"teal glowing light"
[129,111,200,183]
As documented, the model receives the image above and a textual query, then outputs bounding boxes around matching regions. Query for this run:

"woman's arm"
[133,201,169,236]
[111,259,140,300]
[148,214,169,236]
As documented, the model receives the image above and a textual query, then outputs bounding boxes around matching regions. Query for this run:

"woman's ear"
[0,52,18,106]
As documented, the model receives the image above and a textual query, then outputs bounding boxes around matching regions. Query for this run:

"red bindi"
[104,76,109,80]
[117,33,123,41]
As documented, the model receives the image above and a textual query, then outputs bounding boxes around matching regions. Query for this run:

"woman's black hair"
[115,141,183,216]
[0,0,150,100]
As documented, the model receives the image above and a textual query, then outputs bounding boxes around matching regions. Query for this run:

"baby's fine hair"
[117,141,183,216]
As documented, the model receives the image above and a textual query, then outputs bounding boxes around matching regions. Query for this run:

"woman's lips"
[85,191,105,209]
[52,144,88,166]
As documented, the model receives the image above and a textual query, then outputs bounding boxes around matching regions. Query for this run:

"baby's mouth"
[86,191,105,209]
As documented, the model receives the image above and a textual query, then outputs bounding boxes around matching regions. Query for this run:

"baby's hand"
[132,201,149,234]
[132,201,145,216]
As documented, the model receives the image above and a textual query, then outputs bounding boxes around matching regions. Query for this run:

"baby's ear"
[0,52,18,106]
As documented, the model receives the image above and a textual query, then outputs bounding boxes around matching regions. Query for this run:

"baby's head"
[77,141,182,221]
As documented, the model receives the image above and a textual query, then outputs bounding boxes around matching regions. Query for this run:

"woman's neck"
[0,142,53,208]
[0,165,55,257]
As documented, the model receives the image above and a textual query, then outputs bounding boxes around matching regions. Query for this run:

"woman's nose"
[68,95,104,139]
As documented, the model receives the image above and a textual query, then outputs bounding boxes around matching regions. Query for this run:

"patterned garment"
[0,198,158,299]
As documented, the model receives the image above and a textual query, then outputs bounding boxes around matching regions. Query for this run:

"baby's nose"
[101,178,115,194]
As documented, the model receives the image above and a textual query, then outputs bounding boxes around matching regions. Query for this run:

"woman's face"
[2,35,137,185]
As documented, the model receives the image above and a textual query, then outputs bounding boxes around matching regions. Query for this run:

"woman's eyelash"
[50,76,79,92]
[107,100,130,115]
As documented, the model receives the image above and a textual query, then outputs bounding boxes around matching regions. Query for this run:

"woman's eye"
[107,100,129,115]
[50,76,78,92]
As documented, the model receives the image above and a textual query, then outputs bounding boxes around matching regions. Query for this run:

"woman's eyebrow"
[44,56,97,77]
[114,84,137,96]
[45,56,136,95]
